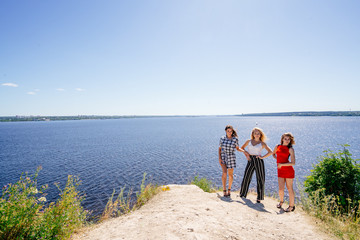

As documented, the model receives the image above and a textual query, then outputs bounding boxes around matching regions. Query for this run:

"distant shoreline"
[1,111,359,122]
[237,111,360,117]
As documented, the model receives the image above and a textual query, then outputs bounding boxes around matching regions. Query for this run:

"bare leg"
[221,164,227,191]
[278,177,285,203]
[228,168,234,191]
[286,178,295,206]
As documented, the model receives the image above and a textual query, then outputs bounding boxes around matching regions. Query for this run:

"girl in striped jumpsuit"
[239,127,273,203]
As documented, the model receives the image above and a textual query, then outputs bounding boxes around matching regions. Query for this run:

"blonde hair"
[281,132,295,147]
[251,127,267,142]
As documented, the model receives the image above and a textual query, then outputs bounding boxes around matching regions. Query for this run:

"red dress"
[276,145,295,178]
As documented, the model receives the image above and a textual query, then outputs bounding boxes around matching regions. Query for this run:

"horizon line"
[1,110,360,118]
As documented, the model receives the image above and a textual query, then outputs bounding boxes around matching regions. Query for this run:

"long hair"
[251,127,267,142]
[225,125,238,137]
[280,132,295,147]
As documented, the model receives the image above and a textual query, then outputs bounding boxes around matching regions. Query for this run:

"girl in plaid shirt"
[219,125,245,197]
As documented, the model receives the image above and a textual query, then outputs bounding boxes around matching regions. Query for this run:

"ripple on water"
[0,116,359,218]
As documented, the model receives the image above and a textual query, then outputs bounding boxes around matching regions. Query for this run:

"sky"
[1,0,359,116]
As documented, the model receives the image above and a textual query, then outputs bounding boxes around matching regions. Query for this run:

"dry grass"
[100,173,160,222]
[298,186,360,240]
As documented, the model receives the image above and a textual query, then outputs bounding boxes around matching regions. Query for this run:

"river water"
[1,116,359,216]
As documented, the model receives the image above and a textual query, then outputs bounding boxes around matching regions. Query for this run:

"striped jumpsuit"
[239,141,265,201]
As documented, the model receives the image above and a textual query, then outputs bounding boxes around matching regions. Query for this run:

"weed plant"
[101,173,159,221]
[298,186,360,239]
[191,175,217,193]
[101,187,133,220]
[0,167,89,240]
[135,173,159,208]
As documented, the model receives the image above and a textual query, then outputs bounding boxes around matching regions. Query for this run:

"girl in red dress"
[272,133,296,212]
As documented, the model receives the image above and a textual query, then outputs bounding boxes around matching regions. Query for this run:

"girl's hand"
[277,163,282,169]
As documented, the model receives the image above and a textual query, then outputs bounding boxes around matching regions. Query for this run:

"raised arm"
[240,140,251,160]
[259,142,273,159]
[240,140,250,152]
[236,145,245,152]
[272,145,278,159]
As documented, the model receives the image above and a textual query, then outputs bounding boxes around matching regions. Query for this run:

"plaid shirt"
[219,136,239,168]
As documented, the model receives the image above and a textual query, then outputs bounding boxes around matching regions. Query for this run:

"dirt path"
[72,185,333,240]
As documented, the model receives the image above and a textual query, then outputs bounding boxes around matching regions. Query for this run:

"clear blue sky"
[1,0,359,116]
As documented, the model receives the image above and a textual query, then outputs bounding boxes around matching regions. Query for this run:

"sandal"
[284,206,295,212]
[277,201,284,208]
[256,199,261,203]
[227,189,231,197]
[223,190,227,197]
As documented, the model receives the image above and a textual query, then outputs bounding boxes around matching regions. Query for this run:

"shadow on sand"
[216,192,272,213]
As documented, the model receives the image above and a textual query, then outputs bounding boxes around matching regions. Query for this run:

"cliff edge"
[72,184,333,240]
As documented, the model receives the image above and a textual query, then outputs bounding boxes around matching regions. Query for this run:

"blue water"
[1,116,359,217]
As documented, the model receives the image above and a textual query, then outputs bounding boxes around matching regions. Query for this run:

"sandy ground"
[72,184,334,240]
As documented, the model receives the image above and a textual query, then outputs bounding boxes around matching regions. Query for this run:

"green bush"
[191,175,216,193]
[304,145,360,213]
[0,167,89,240]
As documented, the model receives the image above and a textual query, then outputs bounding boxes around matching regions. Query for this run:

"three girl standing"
[219,126,296,211]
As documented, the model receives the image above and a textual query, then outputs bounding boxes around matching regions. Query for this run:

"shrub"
[300,147,360,239]
[304,145,360,213]
[191,175,216,193]
[35,175,89,239]
[0,167,89,240]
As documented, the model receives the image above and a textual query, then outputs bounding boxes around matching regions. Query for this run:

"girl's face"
[253,130,261,140]
[282,136,291,145]
[226,128,233,137]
